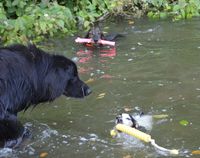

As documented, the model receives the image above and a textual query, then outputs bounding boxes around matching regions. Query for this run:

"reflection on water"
[1,18,200,157]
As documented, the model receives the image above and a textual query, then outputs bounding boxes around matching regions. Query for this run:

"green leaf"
[179,120,189,126]
[160,12,168,19]
[147,11,154,18]
[173,5,181,12]
[84,20,90,28]
[40,22,47,33]
[57,20,65,28]
[12,0,19,6]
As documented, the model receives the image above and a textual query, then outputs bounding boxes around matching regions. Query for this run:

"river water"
[1,18,200,158]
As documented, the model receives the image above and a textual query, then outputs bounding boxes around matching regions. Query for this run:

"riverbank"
[0,0,200,45]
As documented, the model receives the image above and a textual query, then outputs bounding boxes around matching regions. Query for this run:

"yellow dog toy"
[110,124,179,155]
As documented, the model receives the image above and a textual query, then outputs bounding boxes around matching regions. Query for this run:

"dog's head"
[87,26,102,43]
[51,55,92,99]
[63,61,92,98]
[116,113,139,128]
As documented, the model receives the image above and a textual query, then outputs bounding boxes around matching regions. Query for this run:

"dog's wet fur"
[0,44,91,148]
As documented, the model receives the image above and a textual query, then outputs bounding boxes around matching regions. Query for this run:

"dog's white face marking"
[116,113,153,130]
[116,113,137,127]
[121,113,134,126]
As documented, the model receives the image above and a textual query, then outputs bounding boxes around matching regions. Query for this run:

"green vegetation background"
[0,0,200,44]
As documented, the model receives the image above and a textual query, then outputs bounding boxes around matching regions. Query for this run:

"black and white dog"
[115,113,152,131]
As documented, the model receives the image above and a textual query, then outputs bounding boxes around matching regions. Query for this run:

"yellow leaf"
[96,93,106,99]
[104,26,109,29]
[123,154,132,158]
[128,20,134,25]
[124,107,133,112]
[40,152,48,158]
[85,78,94,84]
[97,96,103,99]
[97,96,104,99]
[98,93,106,97]
[192,150,200,155]
[153,114,168,119]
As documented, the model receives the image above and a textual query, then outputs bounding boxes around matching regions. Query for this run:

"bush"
[0,1,76,44]
[0,0,115,45]
[1,0,200,45]
[147,0,200,20]
[114,0,200,20]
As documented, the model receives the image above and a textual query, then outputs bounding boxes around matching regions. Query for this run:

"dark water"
[1,18,200,158]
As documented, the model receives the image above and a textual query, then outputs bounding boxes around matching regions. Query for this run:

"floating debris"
[128,20,134,25]
[97,93,106,99]
[39,152,48,158]
[153,114,168,119]
[85,78,95,84]
[179,120,189,126]
[192,150,200,155]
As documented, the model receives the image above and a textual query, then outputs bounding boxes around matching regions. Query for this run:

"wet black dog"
[0,44,91,148]
[85,25,123,44]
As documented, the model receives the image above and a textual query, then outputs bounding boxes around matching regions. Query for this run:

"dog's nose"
[93,39,98,43]
[116,116,122,123]
[85,88,92,95]
[93,35,99,43]
[83,84,92,96]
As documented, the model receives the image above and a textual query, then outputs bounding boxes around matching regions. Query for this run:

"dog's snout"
[85,88,92,95]
[93,35,100,43]
[116,116,122,123]
[83,84,92,96]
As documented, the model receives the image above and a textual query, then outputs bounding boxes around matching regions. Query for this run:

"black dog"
[0,44,91,148]
[85,25,123,44]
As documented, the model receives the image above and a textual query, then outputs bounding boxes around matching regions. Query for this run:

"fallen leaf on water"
[79,67,90,73]
[40,152,48,158]
[97,96,104,99]
[97,93,106,99]
[124,107,133,112]
[153,114,168,119]
[128,20,134,25]
[85,78,95,84]
[123,154,132,158]
[100,74,113,79]
[179,120,189,126]
[192,150,200,155]
[99,93,106,97]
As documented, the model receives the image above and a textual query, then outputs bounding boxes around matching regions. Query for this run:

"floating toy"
[75,37,115,46]
[110,124,179,155]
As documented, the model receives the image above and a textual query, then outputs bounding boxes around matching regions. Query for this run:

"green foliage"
[111,0,200,20]
[146,0,200,20]
[70,0,114,28]
[0,0,116,45]
[179,119,189,126]
[1,0,200,44]
[1,0,30,18]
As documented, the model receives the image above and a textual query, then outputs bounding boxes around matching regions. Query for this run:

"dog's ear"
[129,114,137,128]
